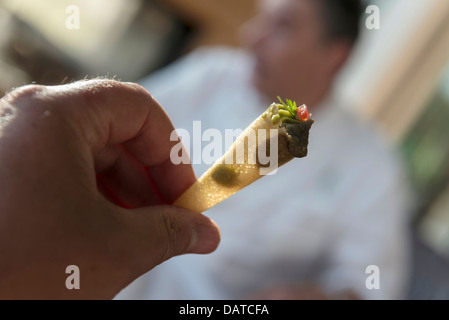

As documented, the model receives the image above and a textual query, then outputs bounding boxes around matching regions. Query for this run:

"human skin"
[0,79,220,299]
[242,0,353,109]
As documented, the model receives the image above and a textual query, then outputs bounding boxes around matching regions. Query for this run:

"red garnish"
[296,104,310,122]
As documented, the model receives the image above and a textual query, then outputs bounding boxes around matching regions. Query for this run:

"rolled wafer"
[173,98,314,213]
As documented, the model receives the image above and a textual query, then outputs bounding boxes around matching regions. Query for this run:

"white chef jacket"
[116,47,412,300]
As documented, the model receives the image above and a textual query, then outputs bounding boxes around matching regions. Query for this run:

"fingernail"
[187,220,220,254]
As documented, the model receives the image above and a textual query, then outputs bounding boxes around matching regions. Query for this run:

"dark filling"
[284,118,314,158]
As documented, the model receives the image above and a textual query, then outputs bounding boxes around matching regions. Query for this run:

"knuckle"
[160,214,177,259]
[77,79,120,110]
[0,85,58,128]
[76,79,154,116]
[119,82,157,115]
[122,81,156,109]
[129,83,154,100]
[157,209,186,261]
[2,84,47,107]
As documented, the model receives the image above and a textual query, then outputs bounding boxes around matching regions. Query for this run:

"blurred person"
[116,0,412,299]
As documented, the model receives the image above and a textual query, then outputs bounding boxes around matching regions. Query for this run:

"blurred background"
[1,0,449,299]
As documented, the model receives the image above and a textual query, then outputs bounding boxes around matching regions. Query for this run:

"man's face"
[243,0,336,106]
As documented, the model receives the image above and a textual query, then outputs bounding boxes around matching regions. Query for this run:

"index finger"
[52,79,195,203]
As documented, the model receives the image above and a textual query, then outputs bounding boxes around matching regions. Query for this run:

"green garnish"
[263,97,306,125]
[278,110,292,118]
[277,96,297,118]
[271,114,281,124]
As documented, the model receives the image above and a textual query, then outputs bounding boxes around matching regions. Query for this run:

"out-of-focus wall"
[0,0,257,96]
[336,0,449,144]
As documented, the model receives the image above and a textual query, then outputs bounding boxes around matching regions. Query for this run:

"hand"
[0,79,220,299]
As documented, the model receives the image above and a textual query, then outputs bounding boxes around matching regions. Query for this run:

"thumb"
[122,205,220,269]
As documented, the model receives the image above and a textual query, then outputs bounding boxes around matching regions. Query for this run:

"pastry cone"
[174,98,314,213]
